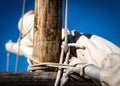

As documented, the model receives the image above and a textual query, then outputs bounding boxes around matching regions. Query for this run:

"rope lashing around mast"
[17,0,86,85]
[27,0,86,86]
[6,0,93,85]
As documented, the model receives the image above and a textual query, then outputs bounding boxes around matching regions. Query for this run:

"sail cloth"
[67,31,120,67]
[5,11,120,86]
[6,10,34,58]
[100,53,120,86]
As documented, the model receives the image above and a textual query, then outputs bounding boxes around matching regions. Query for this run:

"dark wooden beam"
[0,72,96,86]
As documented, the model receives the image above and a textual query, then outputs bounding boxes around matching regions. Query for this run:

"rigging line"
[15,0,26,72]
[6,40,12,72]
[6,51,10,72]
[54,0,68,86]
[64,0,68,44]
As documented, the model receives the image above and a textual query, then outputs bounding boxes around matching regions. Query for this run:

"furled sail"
[5,10,120,68]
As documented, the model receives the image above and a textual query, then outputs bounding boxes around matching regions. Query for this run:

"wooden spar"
[0,72,96,86]
[33,0,61,71]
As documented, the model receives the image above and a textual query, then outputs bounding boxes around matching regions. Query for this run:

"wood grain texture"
[0,72,96,86]
[33,0,62,71]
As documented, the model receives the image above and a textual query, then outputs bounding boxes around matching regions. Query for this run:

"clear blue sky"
[0,0,120,72]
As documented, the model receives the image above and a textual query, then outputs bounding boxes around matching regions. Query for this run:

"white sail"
[5,10,120,68]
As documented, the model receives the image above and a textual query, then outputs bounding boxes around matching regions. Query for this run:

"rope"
[64,0,68,45]
[6,50,10,72]
[54,0,68,85]
[15,0,26,72]
[6,0,27,72]
[28,63,73,71]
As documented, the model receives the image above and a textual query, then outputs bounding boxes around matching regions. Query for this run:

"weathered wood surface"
[33,0,61,71]
[0,72,96,86]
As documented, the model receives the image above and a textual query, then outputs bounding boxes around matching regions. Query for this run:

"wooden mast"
[33,0,62,71]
